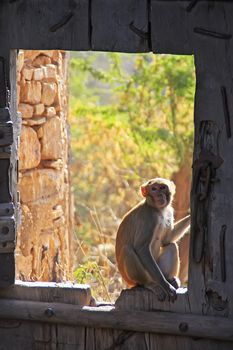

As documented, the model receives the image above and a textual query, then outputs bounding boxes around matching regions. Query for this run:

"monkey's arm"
[164,215,190,244]
[136,243,177,300]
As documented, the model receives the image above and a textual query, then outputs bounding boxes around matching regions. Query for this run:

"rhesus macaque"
[115,178,190,301]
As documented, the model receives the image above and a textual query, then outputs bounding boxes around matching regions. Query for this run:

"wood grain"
[151,0,193,54]
[1,0,90,51]
[189,1,233,319]
[0,280,93,306]
[0,299,232,342]
[91,0,149,52]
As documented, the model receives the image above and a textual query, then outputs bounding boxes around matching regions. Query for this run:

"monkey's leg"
[120,246,169,301]
[119,245,150,287]
[158,242,179,282]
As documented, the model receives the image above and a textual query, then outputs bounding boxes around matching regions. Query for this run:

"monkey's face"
[140,178,175,209]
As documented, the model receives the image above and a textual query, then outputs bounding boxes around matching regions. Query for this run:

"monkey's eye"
[151,187,157,191]
[160,185,167,190]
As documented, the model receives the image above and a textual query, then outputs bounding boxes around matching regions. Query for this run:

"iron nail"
[45,307,55,318]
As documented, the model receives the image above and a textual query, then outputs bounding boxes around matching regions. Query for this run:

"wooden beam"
[151,0,193,54]
[0,0,151,53]
[91,0,150,52]
[0,254,15,287]
[0,1,197,53]
[188,1,233,317]
[0,280,93,306]
[0,50,16,287]
[0,159,11,203]
[0,0,90,51]
[0,121,13,147]
[0,299,233,342]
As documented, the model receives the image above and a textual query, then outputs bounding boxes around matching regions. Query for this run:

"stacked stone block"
[16,50,74,281]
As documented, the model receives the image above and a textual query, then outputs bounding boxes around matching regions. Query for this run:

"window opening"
[16,50,195,302]
[69,52,195,302]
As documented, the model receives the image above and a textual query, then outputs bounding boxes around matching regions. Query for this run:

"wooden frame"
[0,1,233,348]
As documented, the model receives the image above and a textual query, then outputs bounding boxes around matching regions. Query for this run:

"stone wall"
[16,50,74,281]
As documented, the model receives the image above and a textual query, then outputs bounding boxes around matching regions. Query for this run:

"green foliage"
[74,261,111,301]
[69,52,195,300]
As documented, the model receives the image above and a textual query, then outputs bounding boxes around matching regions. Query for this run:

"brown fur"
[115,178,190,301]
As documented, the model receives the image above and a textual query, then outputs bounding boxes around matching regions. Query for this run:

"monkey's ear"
[140,184,148,197]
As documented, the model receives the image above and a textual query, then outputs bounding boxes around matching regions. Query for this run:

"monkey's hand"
[147,282,177,302]
[168,277,181,289]
[162,282,177,302]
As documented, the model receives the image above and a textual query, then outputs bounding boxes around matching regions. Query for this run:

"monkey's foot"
[168,277,181,289]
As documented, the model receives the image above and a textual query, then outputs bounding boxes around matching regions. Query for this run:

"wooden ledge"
[0,280,93,306]
[115,286,189,313]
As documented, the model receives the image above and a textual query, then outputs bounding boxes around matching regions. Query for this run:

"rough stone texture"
[44,106,56,118]
[43,64,57,81]
[41,116,62,160]
[19,168,63,203]
[41,82,57,106]
[21,65,34,81]
[18,205,34,257]
[33,67,44,81]
[34,103,45,115]
[18,103,34,119]
[34,55,52,67]
[16,50,74,282]
[19,126,41,170]
[17,51,24,73]
[20,80,42,104]
[23,116,46,126]
[36,126,43,139]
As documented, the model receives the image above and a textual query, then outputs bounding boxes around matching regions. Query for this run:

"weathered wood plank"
[0,51,16,287]
[0,121,13,147]
[85,327,97,350]
[56,325,85,350]
[9,51,20,179]
[0,217,15,242]
[0,203,14,216]
[0,58,8,108]
[0,108,11,122]
[189,1,233,318]
[0,109,12,162]
[91,0,150,53]
[0,0,90,51]
[0,281,93,306]
[0,320,60,350]
[151,0,193,54]
[0,159,11,203]
[0,146,11,159]
[0,253,15,287]
[1,319,232,350]
[0,299,233,342]
[94,327,119,350]
[147,334,233,350]
[115,287,189,313]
